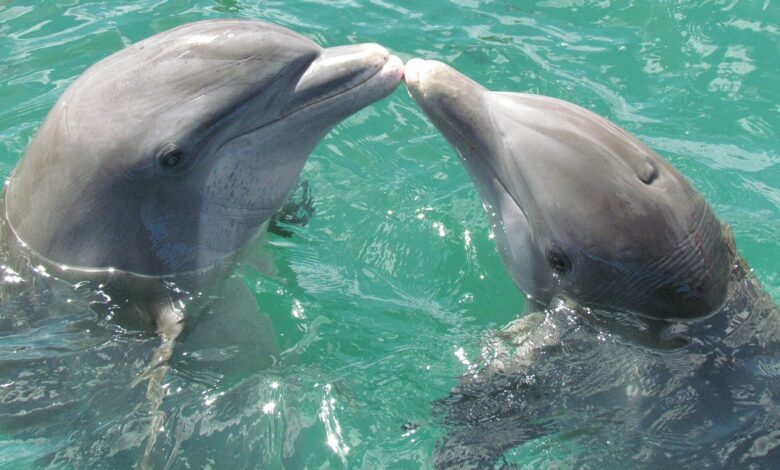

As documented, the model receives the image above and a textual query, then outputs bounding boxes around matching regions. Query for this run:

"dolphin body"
[405,59,779,467]
[1,19,402,463]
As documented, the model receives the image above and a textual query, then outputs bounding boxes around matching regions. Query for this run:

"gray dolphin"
[2,19,402,463]
[4,18,403,331]
[405,59,779,467]
[7,19,402,279]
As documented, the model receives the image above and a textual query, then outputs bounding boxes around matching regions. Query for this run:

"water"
[0,0,778,468]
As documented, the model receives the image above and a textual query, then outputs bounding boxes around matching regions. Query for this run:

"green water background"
[0,0,778,467]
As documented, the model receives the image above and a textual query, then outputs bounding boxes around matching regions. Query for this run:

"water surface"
[0,0,777,467]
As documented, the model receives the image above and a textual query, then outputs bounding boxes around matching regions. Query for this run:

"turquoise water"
[0,1,778,468]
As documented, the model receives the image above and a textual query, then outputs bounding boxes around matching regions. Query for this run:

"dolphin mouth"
[221,46,402,149]
[404,58,532,221]
[403,58,490,163]
[291,44,403,112]
[403,58,430,106]
[283,51,403,120]
[289,47,404,117]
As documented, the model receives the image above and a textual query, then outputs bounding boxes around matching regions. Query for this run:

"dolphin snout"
[293,43,399,103]
[404,59,491,156]
[403,58,437,102]
[404,59,486,103]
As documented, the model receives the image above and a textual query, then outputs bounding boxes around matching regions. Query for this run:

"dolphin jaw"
[218,47,402,153]
[288,44,403,121]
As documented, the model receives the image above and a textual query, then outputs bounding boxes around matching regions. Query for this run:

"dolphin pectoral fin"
[434,411,544,470]
[496,311,546,345]
[435,311,557,469]
[243,242,280,281]
[434,432,504,469]
[176,277,280,379]
[434,378,552,470]
[134,280,279,466]
[130,300,185,469]
[131,301,185,388]
[268,180,316,238]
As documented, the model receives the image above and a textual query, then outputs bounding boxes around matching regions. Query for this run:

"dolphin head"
[405,59,731,320]
[6,19,403,276]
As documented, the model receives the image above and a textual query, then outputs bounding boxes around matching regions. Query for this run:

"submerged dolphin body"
[405,59,779,467]
[2,19,402,464]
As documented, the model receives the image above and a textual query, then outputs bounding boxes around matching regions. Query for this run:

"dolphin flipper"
[433,312,558,468]
[176,277,280,379]
[134,300,185,469]
[434,369,553,469]
[135,278,278,466]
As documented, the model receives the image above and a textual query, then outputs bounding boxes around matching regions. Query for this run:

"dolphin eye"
[158,144,184,169]
[547,251,571,275]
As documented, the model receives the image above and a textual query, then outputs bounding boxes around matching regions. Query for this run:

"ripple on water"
[0,0,777,467]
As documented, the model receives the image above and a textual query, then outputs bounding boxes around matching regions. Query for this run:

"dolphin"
[7,19,402,281]
[2,19,402,464]
[4,18,403,327]
[404,59,779,467]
